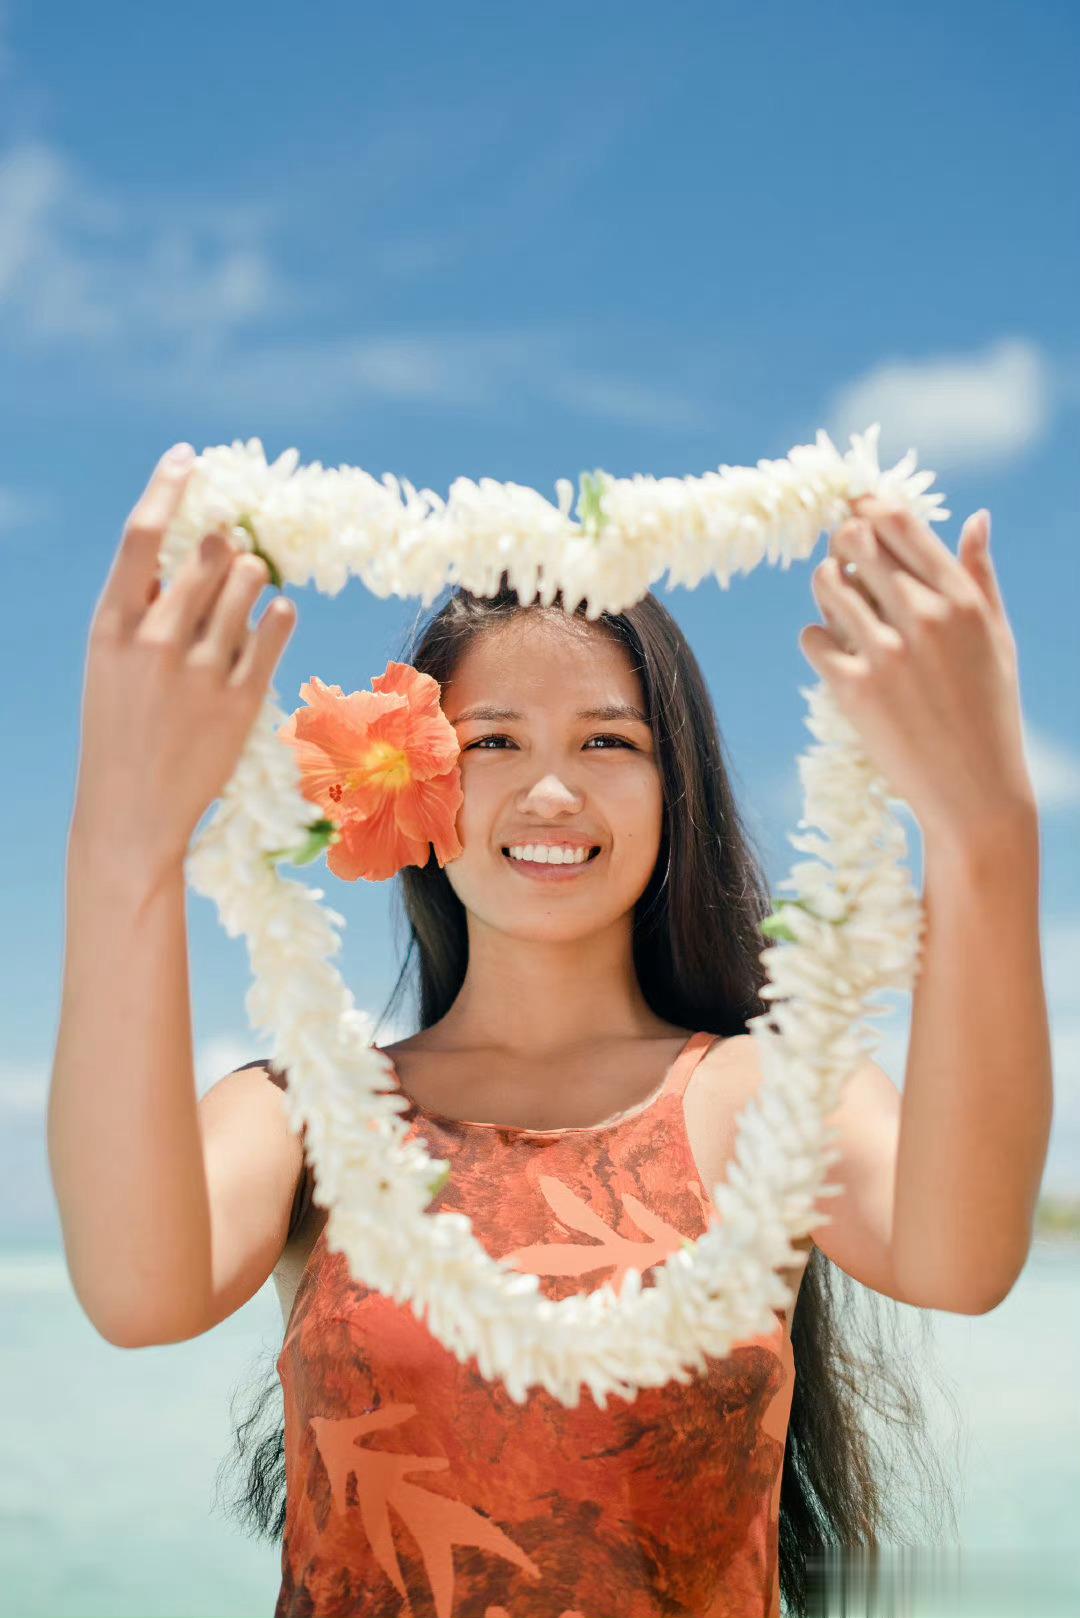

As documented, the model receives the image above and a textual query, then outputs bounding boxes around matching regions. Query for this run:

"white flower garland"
[172,424,940,1408]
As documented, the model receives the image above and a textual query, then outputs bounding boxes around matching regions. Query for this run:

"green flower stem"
[760,894,845,943]
[262,818,341,870]
[234,513,284,590]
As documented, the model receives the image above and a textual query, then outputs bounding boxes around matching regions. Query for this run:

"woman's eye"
[464,734,634,751]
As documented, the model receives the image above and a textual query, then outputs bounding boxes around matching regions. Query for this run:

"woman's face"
[440,612,665,943]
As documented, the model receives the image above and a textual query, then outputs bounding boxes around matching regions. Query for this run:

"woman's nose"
[521,773,583,807]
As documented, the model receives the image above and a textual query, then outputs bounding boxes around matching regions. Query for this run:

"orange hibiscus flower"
[275,661,464,883]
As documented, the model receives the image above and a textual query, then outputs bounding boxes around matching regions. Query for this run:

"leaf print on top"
[310,1403,541,1618]
[501,1173,697,1291]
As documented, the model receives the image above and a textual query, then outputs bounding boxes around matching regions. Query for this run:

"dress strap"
[662,1029,725,1102]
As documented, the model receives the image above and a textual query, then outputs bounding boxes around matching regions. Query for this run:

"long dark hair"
[213,578,962,1614]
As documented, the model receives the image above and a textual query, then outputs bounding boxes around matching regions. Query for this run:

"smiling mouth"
[500,847,602,863]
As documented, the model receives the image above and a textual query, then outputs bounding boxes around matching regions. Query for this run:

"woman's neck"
[430,917,668,1059]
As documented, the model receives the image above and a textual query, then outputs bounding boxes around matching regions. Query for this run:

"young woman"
[52,445,1048,1617]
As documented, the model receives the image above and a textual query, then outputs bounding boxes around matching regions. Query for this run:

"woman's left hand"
[799,494,1036,845]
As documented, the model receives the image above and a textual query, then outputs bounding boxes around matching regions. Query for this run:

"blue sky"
[2,0,1078,1240]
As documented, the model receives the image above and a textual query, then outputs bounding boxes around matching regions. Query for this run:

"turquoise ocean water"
[1,1238,1076,1617]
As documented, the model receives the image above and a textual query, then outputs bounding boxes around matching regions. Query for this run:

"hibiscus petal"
[372,662,461,780]
[395,770,465,866]
[401,712,462,781]
[280,686,413,814]
[371,660,444,720]
[283,681,406,777]
[328,796,429,883]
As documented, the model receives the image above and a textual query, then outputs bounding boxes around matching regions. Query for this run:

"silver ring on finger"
[841,557,881,616]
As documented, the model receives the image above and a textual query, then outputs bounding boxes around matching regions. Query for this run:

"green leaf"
[760,893,843,942]
[262,818,341,870]
[578,469,611,537]
[426,1163,452,1199]
[760,906,799,944]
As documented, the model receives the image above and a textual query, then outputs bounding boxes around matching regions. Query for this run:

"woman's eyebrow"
[449,702,649,725]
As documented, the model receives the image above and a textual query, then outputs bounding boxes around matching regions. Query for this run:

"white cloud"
[0,482,56,538]
[0,133,708,428]
[0,139,294,351]
[0,1062,48,1115]
[192,1032,271,1100]
[824,337,1052,476]
[1023,726,1080,813]
[129,323,709,430]
[544,369,711,432]
[148,329,553,416]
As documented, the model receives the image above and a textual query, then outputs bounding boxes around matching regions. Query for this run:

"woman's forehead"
[448,617,640,705]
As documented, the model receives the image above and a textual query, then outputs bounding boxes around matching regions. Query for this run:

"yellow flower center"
[347,740,413,795]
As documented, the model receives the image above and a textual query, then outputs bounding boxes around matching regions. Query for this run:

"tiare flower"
[272,660,464,882]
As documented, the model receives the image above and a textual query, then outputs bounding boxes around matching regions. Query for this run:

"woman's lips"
[501,847,602,882]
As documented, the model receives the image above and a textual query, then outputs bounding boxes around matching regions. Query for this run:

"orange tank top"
[274,1030,796,1618]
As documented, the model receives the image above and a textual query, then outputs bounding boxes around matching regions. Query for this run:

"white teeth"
[506,844,593,865]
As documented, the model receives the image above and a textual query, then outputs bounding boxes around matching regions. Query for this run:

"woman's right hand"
[71,443,299,880]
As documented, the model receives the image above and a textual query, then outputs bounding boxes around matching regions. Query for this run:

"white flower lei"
[169,423,942,1408]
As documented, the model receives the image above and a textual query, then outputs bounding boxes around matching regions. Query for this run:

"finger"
[811,557,856,652]
[829,517,937,637]
[849,494,959,598]
[815,557,894,656]
[960,509,1007,621]
[101,444,197,627]
[228,593,298,693]
[144,528,237,645]
[829,519,891,616]
[196,552,272,667]
[798,620,867,682]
